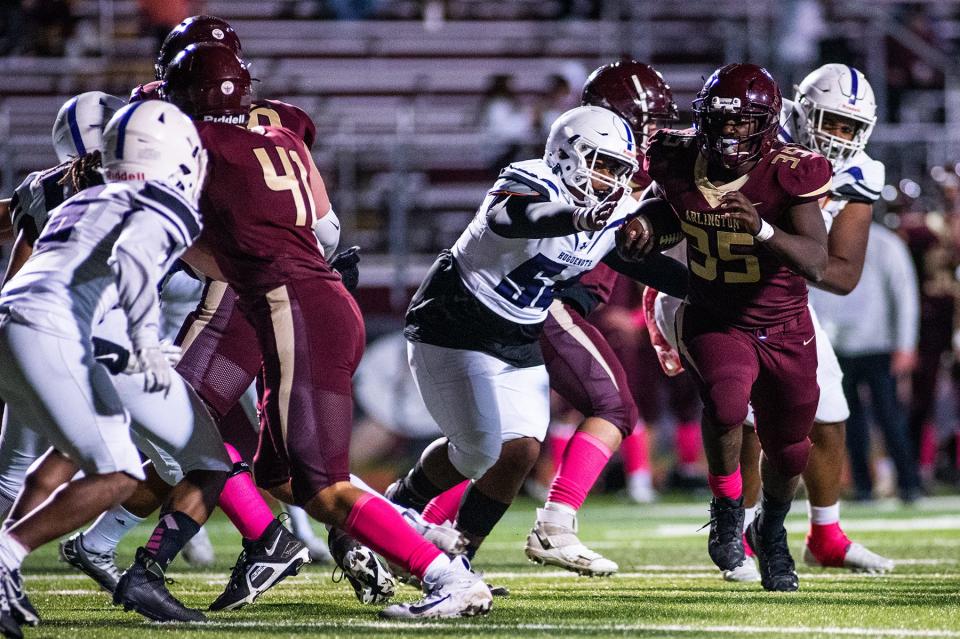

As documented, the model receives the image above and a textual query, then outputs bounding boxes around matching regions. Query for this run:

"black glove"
[92,337,131,375]
[330,246,361,291]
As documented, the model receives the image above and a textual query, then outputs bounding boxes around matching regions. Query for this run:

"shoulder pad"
[771,145,833,202]
[832,156,884,204]
[645,128,696,183]
[135,181,202,247]
[499,162,564,201]
[252,99,317,150]
[777,99,799,143]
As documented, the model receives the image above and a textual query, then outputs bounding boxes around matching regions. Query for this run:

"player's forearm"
[813,256,864,295]
[762,231,828,283]
[2,230,35,286]
[488,200,578,238]
[602,250,688,300]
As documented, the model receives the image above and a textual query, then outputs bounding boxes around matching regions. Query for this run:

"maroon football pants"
[244,277,365,505]
[541,300,638,437]
[677,304,819,477]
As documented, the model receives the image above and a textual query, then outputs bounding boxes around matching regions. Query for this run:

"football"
[616,197,684,259]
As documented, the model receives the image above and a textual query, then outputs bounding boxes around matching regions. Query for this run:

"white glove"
[136,346,173,395]
[571,186,626,231]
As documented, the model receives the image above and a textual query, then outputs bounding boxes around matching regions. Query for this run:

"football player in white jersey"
[648,64,893,578]
[386,106,688,563]
[0,101,215,635]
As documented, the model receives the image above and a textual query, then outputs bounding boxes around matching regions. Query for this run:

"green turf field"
[18,494,960,638]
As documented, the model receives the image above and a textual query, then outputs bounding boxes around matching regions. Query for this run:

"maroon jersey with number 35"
[646,129,832,328]
[197,122,336,296]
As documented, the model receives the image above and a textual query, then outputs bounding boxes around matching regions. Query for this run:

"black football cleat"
[0,567,37,628]
[328,527,395,605]
[706,496,745,572]
[209,518,310,611]
[59,532,121,593]
[746,518,799,592]
[114,548,206,622]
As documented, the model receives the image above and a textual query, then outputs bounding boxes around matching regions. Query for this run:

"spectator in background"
[811,222,923,503]
[477,74,533,176]
[901,209,959,484]
[886,4,945,122]
[534,75,579,137]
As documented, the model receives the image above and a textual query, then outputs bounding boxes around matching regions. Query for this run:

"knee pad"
[447,437,501,479]
[705,380,750,431]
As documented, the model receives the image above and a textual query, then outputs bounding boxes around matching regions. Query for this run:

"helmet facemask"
[800,103,874,163]
[694,97,778,170]
[560,140,636,206]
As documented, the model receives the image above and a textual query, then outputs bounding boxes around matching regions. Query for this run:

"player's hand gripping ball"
[615,197,683,261]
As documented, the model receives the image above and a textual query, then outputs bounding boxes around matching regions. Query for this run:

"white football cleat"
[803,542,894,574]
[380,556,492,619]
[524,507,618,577]
[182,525,215,568]
[401,508,467,555]
[722,556,761,582]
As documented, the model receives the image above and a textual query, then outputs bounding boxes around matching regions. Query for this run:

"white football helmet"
[794,64,877,163]
[101,101,207,206]
[544,105,639,206]
[51,91,126,163]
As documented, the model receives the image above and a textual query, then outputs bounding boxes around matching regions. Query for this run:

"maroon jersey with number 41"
[646,129,832,328]
[197,122,337,296]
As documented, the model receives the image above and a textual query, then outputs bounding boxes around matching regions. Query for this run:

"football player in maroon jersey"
[166,43,494,619]
[629,63,831,591]
[413,59,681,577]
[55,17,332,613]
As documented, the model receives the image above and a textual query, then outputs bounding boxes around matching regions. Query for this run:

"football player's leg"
[388,342,505,510]
[524,301,632,575]
[258,281,491,618]
[0,409,48,519]
[747,316,819,592]
[677,305,757,574]
[0,323,142,627]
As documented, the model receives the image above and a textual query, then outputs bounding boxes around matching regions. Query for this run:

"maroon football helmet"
[581,58,678,149]
[692,63,782,169]
[155,15,243,81]
[162,42,252,124]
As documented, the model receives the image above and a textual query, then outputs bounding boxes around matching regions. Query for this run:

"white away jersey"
[452,159,636,324]
[779,98,884,232]
[0,181,201,350]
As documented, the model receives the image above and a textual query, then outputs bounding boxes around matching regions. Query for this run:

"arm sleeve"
[602,250,689,300]
[110,212,179,352]
[312,207,341,260]
[885,231,920,352]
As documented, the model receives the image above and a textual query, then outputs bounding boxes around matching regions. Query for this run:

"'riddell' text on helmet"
[581,57,678,151]
[101,101,207,206]
[693,63,782,170]
[162,42,253,125]
[155,15,242,80]
[544,105,639,207]
[794,64,877,163]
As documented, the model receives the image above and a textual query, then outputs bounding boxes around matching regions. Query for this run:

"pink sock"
[805,522,851,567]
[675,421,702,467]
[218,443,275,540]
[546,431,614,511]
[620,426,650,474]
[422,480,469,525]
[707,466,742,500]
[344,493,442,580]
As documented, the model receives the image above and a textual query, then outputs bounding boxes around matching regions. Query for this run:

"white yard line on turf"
[192,620,960,637]
[651,515,960,538]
